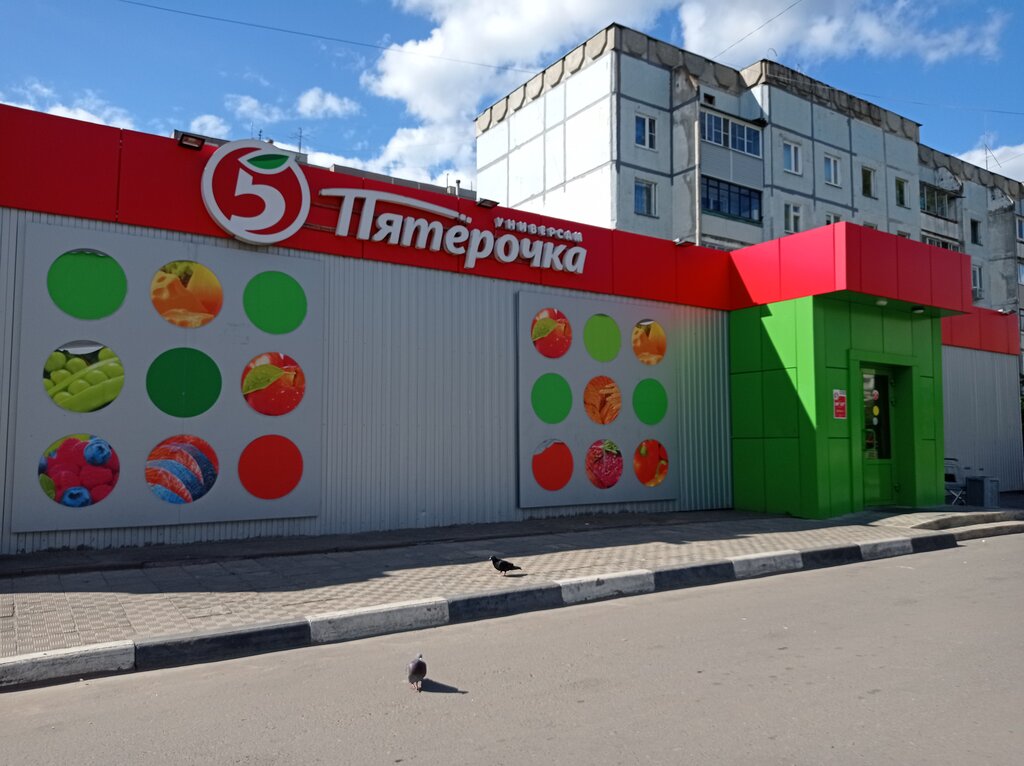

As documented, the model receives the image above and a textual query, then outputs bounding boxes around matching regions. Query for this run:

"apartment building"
[475,24,1024,379]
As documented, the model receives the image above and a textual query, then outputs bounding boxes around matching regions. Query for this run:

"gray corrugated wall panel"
[0,210,19,554]
[942,346,1024,491]
[322,258,523,533]
[1,210,733,552]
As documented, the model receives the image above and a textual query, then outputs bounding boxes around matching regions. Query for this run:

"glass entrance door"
[862,368,896,505]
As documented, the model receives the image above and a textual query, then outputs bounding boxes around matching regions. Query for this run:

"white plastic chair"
[944,458,966,505]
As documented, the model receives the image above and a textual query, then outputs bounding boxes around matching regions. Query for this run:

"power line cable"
[716,0,806,59]
[116,0,536,75]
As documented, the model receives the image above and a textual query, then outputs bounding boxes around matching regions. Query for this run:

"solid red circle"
[531,440,573,491]
[237,435,303,499]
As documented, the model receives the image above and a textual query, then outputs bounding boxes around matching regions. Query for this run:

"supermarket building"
[0,103,1019,554]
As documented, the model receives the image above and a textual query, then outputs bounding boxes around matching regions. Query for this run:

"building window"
[824,212,842,225]
[861,166,876,198]
[635,114,656,150]
[784,203,802,233]
[920,183,957,220]
[700,111,762,157]
[701,176,762,223]
[970,219,982,245]
[783,141,801,174]
[897,231,911,238]
[700,112,727,147]
[824,155,841,187]
[1018,262,1024,285]
[730,122,762,157]
[1019,309,1024,333]
[863,223,878,230]
[971,263,984,300]
[923,234,962,252]
[1016,216,1024,241]
[634,179,656,217]
[895,178,909,208]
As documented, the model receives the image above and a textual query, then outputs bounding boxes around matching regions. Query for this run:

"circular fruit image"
[633,378,668,425]
[531,373,572,424]
[583,375,622,425]
[531,439,573,491]
[43,341,124,412]
[238,435,303,499]
[146,435,219,504]
[241,352,306,416]
[632,320,666,365]
[244,271,308,334]
[150,260,223,328]
[47,249,127,320]
[146,348,222,417]
[38,434,120,507]
[585,439,623,489]
[530,308,572,359]
[633,439,669,487]
[583,313,620,362]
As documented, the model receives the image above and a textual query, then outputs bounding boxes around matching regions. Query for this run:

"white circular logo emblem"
[201,140,311,245]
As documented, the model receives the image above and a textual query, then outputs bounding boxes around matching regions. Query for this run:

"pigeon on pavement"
[490,555,522,576]
[407,654,427,692]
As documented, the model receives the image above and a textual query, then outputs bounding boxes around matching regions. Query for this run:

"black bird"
[490,555,522,576]
[407,653,427,692]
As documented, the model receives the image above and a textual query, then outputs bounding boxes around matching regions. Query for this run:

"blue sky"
[3,1,1022,187]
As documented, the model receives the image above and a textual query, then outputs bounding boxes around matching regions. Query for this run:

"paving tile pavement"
[0,512,982,658]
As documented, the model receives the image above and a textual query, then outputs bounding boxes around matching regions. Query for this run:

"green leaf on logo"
[532,317,557,342]
[242,364,285,394]
[246,154,289,170]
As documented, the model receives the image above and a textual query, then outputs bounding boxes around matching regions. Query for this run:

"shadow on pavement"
[419,679,468,694]
[1,499,1015,599]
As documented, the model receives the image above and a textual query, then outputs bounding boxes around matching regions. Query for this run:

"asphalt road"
[2,536,1021,765]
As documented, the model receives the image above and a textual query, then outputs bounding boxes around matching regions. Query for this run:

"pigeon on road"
[407,653,427,692]
[490,555,522,576]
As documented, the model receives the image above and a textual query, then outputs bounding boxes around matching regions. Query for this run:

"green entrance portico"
[724,223,968,519]
[730,294,946,518]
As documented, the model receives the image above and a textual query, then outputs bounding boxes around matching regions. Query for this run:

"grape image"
[42,341,124,413]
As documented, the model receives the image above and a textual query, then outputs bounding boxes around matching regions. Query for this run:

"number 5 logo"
[201,140,311,245]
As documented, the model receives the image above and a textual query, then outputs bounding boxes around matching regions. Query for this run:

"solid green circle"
[584,314,620,362]
[633,379,668,425]
[146,348,222,417]
[531,373,572,424]
[47,250,127,319]
[243,272,307,334]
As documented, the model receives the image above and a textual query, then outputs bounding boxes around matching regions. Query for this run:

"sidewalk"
[2,501,1023,690]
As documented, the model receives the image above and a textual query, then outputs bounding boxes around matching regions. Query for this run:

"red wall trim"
[1,105,1013,354]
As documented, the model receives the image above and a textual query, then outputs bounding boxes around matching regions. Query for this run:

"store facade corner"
[0,105,1018,554]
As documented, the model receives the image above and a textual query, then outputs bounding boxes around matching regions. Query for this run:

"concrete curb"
[308,598,449,644]
[556,570,655,604]
[0,641,134,689]
[0,531,967,691]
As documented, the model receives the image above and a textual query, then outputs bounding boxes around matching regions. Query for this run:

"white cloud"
[225,94,287,124]
[189,114,231,139]
[296,87,360,119]
[959,139,1024,184]
[360,0,675,181]
[678,0,1006,67]
[0,81,135,129]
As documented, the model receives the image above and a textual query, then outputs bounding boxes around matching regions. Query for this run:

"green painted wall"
[729,295,944,518]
